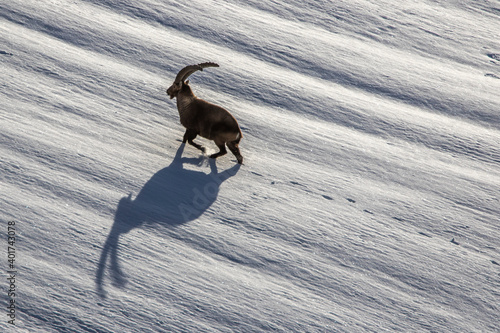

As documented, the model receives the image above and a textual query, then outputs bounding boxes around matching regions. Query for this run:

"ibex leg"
[183,129,204,151]
[210,141,227,159]
[227,140,243,164]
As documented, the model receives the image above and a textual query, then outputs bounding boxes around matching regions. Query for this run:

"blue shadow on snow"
[95,143,240,297]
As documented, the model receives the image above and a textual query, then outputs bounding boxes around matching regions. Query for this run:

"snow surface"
[1,0,500,332]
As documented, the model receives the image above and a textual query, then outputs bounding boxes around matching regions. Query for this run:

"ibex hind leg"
[227,140,243,164]
[183,129,205,152]
[209,141,227,159]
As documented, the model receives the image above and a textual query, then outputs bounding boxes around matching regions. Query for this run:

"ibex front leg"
[183,129,204,151]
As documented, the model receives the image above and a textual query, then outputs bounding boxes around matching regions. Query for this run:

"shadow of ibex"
[95,144,240,297]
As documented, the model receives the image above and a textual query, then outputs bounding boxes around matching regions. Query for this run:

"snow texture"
[1,0,499,332]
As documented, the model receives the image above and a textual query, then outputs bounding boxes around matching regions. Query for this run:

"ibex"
[166,62,243,164]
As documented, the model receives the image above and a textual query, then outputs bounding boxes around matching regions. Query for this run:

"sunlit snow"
[1,0,499,332]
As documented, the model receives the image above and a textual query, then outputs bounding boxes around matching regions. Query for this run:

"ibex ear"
[185,80,190,85]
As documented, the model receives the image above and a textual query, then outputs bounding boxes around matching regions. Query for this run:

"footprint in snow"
[486,53,500,62]
[485,73,500,79]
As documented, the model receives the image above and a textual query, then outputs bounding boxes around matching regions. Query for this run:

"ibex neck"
[177,92,197,118]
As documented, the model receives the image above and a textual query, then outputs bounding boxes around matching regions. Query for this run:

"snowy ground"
[1,0,500,332]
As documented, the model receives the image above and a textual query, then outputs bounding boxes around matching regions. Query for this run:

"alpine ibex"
[166,62,243,164]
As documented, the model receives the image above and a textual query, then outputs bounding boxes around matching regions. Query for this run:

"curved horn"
[174,62,219,83]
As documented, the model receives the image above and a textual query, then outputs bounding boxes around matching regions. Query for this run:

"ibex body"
[166,62,243,164]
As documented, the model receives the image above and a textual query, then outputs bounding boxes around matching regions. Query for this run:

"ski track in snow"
[1,0,500,332]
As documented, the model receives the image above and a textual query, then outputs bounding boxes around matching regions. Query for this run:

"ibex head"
[166,62,219,99]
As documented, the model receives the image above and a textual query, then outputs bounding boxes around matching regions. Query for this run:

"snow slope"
[1,0,499,331]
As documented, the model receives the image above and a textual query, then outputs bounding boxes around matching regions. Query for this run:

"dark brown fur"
[167,78,243,164]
